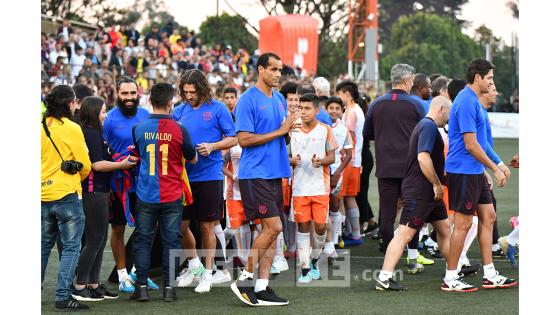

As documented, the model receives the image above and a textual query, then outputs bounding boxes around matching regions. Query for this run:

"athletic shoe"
[176,264,204,287]
[271,256,289,274]
[297,274,312,283]
[371,229,380,240]
[129,272,159,290]
[163,287,177,302]
[416,254,434,265]
[130,285,149,302]
[492,248,505,257]
[482,272,518,289]
[375,278,408,291]
[407,262,424,274]
[55,297,90,311]
[343,237,363,247]
[119,278,135,293]
[255,286,289,306]
[194,275,213,293]
[71,286,104,302]
[230,278,259,306]
[212,269,232,284]
[498,236,518,266]
[441,278,478,292]
[426,244,443,258]
[309,264,320,280]
[362,222,379,236]
[458,263,481,278]
[93,283,119,300]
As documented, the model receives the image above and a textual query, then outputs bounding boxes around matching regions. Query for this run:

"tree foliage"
[379,12,480,81]
[199,13,258,53]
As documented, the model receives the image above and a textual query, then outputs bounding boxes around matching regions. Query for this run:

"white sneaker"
[441,277,478,292]
[211,269,232,284]
[271,256,289,273]
[176,265,204,287]
[194,275,213,293]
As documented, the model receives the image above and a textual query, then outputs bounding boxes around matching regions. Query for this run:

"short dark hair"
[299,93,319,108]
[223,87,237,97]
[150,83,176,108]
[178,69,213,104]
[116,75,137,92]
[72,84,93,102]
[325,96,344,108]
[335,80,359,102]
[431,76,450,98]
[447,79,467,101]
[297,84,315,96]
[429,73,443,82]
[466,59,495,84]
[279,82,299,99]
[256,52,281,71]
[413,73,430,88]
[44,85,75,121]
[80,96,105,130]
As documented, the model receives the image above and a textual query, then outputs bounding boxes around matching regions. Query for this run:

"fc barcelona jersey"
[132,114,196,203]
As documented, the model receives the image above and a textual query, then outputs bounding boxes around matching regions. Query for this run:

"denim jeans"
[134,198,182,287]
[41,193,85,302]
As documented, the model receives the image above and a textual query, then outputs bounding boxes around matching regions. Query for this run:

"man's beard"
[117,97,139,117]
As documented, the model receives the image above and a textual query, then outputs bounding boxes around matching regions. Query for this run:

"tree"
[199,13,258,53]
[379,12,480,82]
[507,0,519,19]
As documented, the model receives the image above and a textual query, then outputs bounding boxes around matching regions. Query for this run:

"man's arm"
[197,136,238,156]
[463,132,506,187]
[418,152,443,200]
[237,112,299,148]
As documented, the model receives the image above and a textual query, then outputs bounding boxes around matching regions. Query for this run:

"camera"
[61,160,83,174]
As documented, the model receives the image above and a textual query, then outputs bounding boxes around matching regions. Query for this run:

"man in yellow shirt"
[41,85,92,311]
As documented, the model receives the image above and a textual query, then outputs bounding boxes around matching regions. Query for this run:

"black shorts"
[399,199,448,230]
[109,191,137,226]
[447,173,493,215]
[183,180,224,222]
[239,178,283,221]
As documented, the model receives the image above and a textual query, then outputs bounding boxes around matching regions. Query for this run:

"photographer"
[41,85,92,311]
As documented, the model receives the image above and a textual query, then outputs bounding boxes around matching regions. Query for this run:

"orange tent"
[259,15,319,76]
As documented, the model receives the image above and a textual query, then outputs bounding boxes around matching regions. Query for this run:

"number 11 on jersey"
[146,143,169,176]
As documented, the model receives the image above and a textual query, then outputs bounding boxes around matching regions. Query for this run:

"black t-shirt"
[81,126,112,193]
[402,117,445,200]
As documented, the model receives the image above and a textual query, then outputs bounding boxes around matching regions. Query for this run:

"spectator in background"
[57,17,74,42]
[109,49,124,75]
[50,42,68,65]
[125,23,141,46]
[71,83,93,123]
[145,24,162,44]
[70,46,86,78]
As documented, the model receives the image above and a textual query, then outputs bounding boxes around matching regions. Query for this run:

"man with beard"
[103,76,155,293]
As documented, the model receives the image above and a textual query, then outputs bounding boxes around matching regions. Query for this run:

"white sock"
[131,265,136,274]
[311,231,327,259]
[254,279,269,292]
[379,270,393,282]
[459,252,470,267]
[492,243,500,251]
[462,216,478,257]
[348,207,361,239]
[189,256,201,269]
[276,232,285,258]
[330,211,341,244]
[407,248,418,260]
[297,231,311,269]
[419,225,429,240]
[117,268,129,282]
[203,268,213,280]
[239,224,251,262]
[323,241,335,255]
[425,237,437,247]
[214,224,227,259]
[445,269,458,281]
[343,214,350,237]
[506,226,519,246]
[483,263,496,278]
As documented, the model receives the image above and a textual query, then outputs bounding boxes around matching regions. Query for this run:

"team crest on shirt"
[203,111,212,121]
[258,204,268,214]
[259,104,267,110]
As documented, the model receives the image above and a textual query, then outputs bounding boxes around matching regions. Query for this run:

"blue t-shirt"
[234,87,291,179]
[411,95,430,117]
[172,99,236,182]
[445,86,491,174]
[317,107,332,126]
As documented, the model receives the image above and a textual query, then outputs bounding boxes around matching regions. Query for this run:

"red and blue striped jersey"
[132,114,196,203]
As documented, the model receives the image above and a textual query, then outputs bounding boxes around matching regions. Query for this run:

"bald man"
[375,96,453,291]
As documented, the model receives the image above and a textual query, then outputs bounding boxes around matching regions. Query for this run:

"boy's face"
[327,102,342,121]
[286,92,299,113]
[299,101,319,124]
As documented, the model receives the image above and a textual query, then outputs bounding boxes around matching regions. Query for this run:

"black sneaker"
[492,248,505,257]
[93,283,119,300]
[72,285,104,302]
[371,228,380,240]
[426,245,443,259]
[458,263,481,278]
[230,278,259,306]
[375,278,408,291]
[362,222,379,236]
[255,286,289,306]
[163,287,177,302]
[130,285,149,302]
[55,297,90,311]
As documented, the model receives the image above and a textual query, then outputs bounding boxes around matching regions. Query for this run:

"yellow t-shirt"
[41,117,92,201]
[169,34,182,45]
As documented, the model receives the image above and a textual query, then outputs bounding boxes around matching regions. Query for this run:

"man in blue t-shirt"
[410,73,432,116]
[103,76,154,292]
[443,59,516,292]
[172,69,237,294]
[230,53,298,307]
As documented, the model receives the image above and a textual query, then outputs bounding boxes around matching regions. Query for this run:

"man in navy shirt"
[375,96,452,291]
[173,69,237,293]
[443,59,516,292]
[230,52,298,307]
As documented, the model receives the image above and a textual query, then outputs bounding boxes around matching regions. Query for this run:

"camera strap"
[42,117,65,163]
